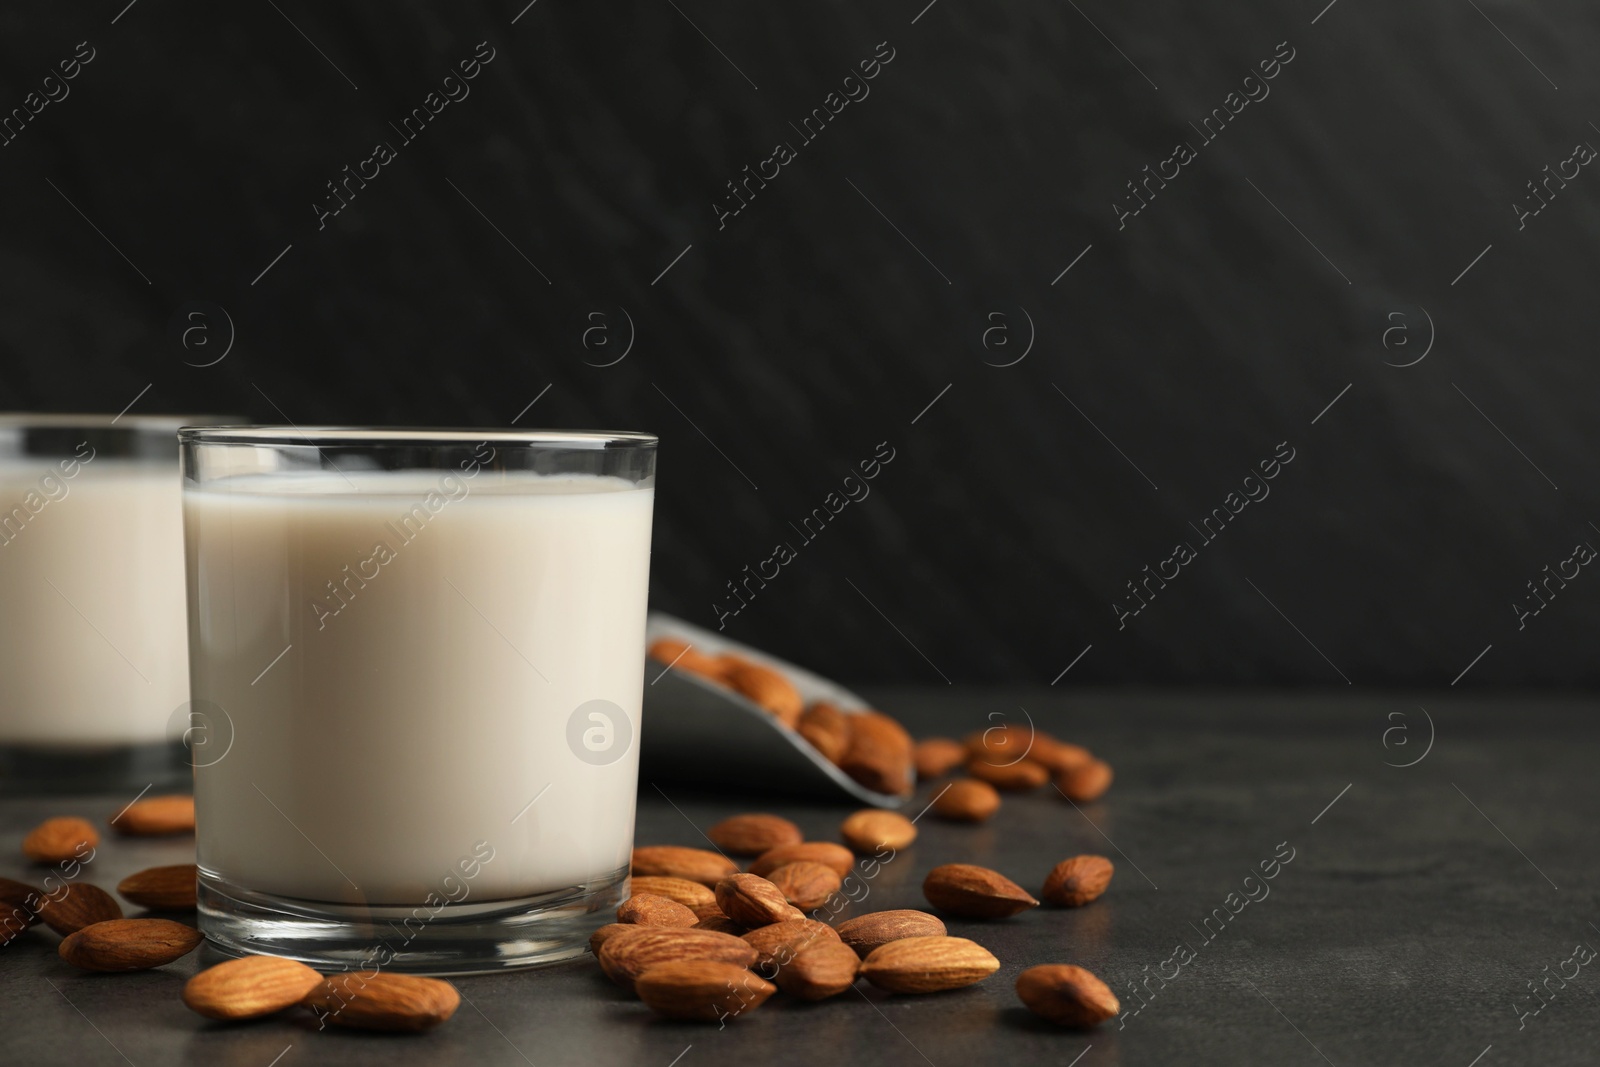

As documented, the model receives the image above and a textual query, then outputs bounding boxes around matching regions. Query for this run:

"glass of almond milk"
[180,427,656,973]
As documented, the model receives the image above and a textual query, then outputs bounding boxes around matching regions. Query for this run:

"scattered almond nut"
[117,864,197,911]
[692,914,749,936]
[748,841,855,878]
[0,877,41,944]
[932,779,1001,822]
[964,724,1038,764]
[923,864,1040,919]
[913,737,968,779]
[1058,759,1114,802]
[636,960,776,1022]
[618,893,699,927]
[110,795,195,836]
[632,845,739,888]
[648,638,726,680]
[714,873,805,927]
[707,814,803,857]
[58,917,202,972]
[597,927,759,993]
[1042,856,1114,907]
[590,922,640,955]
[859,935,1000,993]
[1016,964,1120,1026]
[796,702,852,763]
[629,876,717,912]
[740,918,840,971]
[836,910,947,958]
[302,972,460,1032]
[839,712,915,796]
[1028,738,1094,775]
[840,809,916,853]
[183,955,324,1020]
[766,861,842,910]
[773,940,862,1000]
[22,816,98,864]
[36,882,122,935]
[966,757,1050,791]
[724,661,804,725]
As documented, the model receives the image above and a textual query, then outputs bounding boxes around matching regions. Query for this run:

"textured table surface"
[2,688,1595,1067]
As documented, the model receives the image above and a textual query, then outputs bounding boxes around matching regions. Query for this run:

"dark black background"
[1,1,1594,687]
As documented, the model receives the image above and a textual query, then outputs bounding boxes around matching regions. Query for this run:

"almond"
[692,914,749,936]
[966,756,1050,791]
[632,845,739,888]
[836,909,947,958]
[740,918,840,971]
[36,882,122,935]
[22,816,98,864]
[1042,856,1114,907]
[932,779,1001,822]
[724,661,803,725]
[840,809,916,853]
[714,873,805,927]
[796,702,852,763]
[766,861,841,910]
[1029,739,1094,775]
[964,724,1038,763]
[1058,759,1114,802]
[707,813,803,857]
[635,960,776,1022]
[923,864,1039,919]
[110,795,195,836]
[629,876,717,912]
[117,864,197,911]
[773,940,861,1000]
[1016,964,1120,1026]
[839,712,914,796]
[303,972,460,1032]
[598,927,759,992]
[58,917,202,972]
[859,935,1000,993]
[913,737,968,779]
[183,955,324,1020]
[691,900,730,922]
[590,922,640,955]
[747,841,855,878]
[618,893,699,927]
[0,877,41,944]
[648,638,726,680]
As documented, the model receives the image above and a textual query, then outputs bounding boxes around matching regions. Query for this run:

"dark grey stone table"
[3,689,1595,1066]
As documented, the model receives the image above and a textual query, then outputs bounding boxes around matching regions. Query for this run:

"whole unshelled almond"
[635,960,776,1022]
[36,882,122,935]
[1057,759,1114,802]
[860,935,1000,993]
[648,638,726,680]
[618,893,699,927]
[740,918,840,971]
[840,809,916,853]
[632,845,739,888]
[836,910,947,958]
[964,724,1038,763]
[303,972,460,1032]
[117,864,198,911]
[748,841,854,878]
[0,876,41,943]
[1042,856,1114,907]
[766,861,841,910]
[598,927,759,992]
[590,922,640,955]
[715,873,805,927]
[22,816,98,864]
[774,940,861,1000]
[110,795,195,836]
[1028,738,1094,775]
[1016,964,1120,1027]
[913,737,968,779]
[58,917,202,972]
[693,914,749,936]
[629,876,717,911]
[183,955,324,1020]
[923,864,1040,919]
[966,756,1050,791]
[707,813,803,857]
[932,779,1001,822]
[839,712,914,796]
[796,702,852,763]
[724,661,804,725]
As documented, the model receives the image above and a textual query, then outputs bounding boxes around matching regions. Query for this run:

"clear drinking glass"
[0,414,233,793]
[180,427,657,973]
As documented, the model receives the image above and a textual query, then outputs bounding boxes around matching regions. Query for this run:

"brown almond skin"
[1016,964,1120,1026]
[632,845,740,888]
[0,877,42,943]
[618,893,699,927]
[740,918,841,971]
[724,662,804,725]
[859,935,1000,994]
[707,814,803,857]
[797,703,852,763]
[629,876,717,911]
[913,738,968,779]
[964,724,1038,763]
[1058,759,1114,802]
[183,955,325,1020]
[692,914,749,936]
[58,917,202,972]
[966,756,1051,791]
[836,910,947,958]
[590,922,641,955]
[36,882,123,935]
[923,864,1040,919]
[774,941,861,1000]
[1042,856,1114,907]
[22,817,99,864]
[598,927,759,993]
[303,972,460,1032]
[647,638,727,680]
[117,864,198,911]
[932,779,1002,822]
[635,960,776,1022]
[714,874,805,927]
[767,861,842,910]
[110,795,195,836]
[840,809,917,853]
[1029,739,1094,775]
[839,712,914,796]
[748,841,855,879]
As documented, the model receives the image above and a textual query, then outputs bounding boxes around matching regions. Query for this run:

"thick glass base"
[197,866,628,975]
[0,739,189,795]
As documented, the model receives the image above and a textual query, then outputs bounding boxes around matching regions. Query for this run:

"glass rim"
[177,425,658,449]
[0,413,238,432]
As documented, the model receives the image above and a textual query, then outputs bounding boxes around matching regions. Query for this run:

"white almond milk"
[185,471,653,906]
[0,461,189,744]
